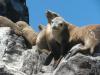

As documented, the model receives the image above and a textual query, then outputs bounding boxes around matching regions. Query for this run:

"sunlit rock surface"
[0,27,100,75]
[0,27,39,75]
[53,53,100,75]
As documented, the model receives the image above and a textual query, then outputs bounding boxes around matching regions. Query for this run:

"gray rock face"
[0,27,39,75]
[0,27,100,75]
[53,53,100,75]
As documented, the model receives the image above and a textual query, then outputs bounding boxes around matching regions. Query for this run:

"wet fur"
[68,25,100,55]
[36,11,69,66]
[51,16,100,58]
[36,11,100,68]
[0,16,21,35]
[36,11,60,66]
[45,11,100,67]
[16,21,38,46]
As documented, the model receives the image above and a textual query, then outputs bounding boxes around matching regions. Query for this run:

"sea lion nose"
[52,26,57,29]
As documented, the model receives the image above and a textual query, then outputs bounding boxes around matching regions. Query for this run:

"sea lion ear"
[46,10,59,23]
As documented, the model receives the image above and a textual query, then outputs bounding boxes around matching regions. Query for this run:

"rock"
[53,53,100,75]
[0,27,52,75]
[0,27,100,75]
[21,47,39,75]
[0,27,40,75]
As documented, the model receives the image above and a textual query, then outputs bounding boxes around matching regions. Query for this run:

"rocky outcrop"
[0,27,100,75]
[0,27,40,75]
[53,53,100,75]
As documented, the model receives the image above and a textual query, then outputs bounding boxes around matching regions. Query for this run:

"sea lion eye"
[60,23,63,27]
